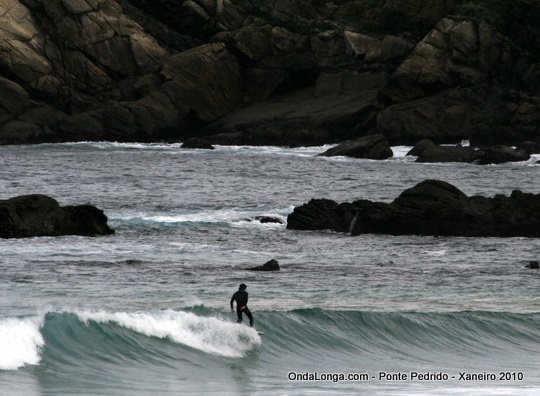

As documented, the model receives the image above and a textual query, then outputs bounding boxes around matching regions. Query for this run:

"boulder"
[526,261,540,269]
[477,145,530,164]
[409,140,481,163]
[0,194,114,238]
[377,94,474,145]
[408,140,531,164]
[468,92,540,146]
[317,133,393,160]
[248,259,280,271]
[287,180,540,238]
[254,216,284,224]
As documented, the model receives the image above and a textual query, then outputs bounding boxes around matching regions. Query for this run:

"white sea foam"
[0,316,44,370]
[75,310,260,358]
[423,249,448,256]
[391,146,413,158]
[116,207,289,227]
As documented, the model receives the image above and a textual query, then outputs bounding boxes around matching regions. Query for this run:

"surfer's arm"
[230,294,236,311]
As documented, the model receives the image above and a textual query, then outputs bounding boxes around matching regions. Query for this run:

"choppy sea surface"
[1,142,539,395]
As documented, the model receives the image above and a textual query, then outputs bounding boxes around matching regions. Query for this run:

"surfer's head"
[239,283,247,291]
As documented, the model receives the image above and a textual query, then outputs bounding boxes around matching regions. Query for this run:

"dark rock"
[248,259,280,271]
[526,261,540,269]
[377,95,474,145]
[477,145,530,164]
[202,87,380,147]
[317,133,393,160]
[287,199,359,233]
[408,140,530,164]
[1,0,540,148]
[517,141,540,155]
[287,180,540,238]
[181,138,215,150]
[414,142,481,163]
[254,216,284,224]
[0,195,114,238]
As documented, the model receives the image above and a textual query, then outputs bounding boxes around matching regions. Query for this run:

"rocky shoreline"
[0,0,539,151]
[287,180,540,238]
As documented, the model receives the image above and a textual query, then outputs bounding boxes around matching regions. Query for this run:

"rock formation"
[287,180,540,238]
[248,259,280,271]
[0,0,539,149]
[408,140,531,164]
[317,133,393,160]
[0,194,114,238]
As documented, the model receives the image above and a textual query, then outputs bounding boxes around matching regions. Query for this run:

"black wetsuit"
[230,290,253,326]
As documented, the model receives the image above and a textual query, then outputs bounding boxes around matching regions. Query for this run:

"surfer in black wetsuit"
[230,283,254,327]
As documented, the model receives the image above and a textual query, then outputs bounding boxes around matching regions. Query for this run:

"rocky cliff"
[1,0,539,147]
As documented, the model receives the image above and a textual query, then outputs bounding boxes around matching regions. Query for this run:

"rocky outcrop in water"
[1,0,540,149]
[317,133,393,160]
[248,259,280,271]
[287,180,540,238]
[408,140,531,164]
[0,194,114,238]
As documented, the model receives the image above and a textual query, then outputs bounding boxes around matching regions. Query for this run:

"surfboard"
[257,332,264,335]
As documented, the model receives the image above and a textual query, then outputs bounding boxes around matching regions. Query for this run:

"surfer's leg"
[236,308,243,323]
[244,307,254,327]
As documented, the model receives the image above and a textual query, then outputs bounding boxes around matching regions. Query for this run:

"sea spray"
[74,309,261,358]
[0,316,44,370]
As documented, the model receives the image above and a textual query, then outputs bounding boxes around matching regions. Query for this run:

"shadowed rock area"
[287,180,540,238]
[0,0,539,149]
[0,194,114,238]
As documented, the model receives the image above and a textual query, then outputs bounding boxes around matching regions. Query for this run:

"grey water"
[1,142,539,395]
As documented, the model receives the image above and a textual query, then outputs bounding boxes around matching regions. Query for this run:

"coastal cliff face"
[1,0,539,147]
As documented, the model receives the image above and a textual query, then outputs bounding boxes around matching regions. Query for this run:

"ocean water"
[0,142,539,395]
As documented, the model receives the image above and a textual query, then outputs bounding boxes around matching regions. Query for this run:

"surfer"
[230,283,254,327]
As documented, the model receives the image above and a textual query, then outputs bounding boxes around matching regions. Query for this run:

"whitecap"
[75,309,261,358]
[0,316,45,370]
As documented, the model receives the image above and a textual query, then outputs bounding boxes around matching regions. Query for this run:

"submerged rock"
[0,195,114,238]
[287,180,540,238]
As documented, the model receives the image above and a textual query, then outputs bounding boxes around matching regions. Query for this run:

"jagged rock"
[0,194,114,238]
[377,93,474,145]
[468,92,540,146]
[0,77,31,122]
[344,31,414,62]
[231,22,273,61]
[248,259,280,271]
[287,180,540,238]
[317,133,393,160]
[0,0,540,148]
[287,199,358,233]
